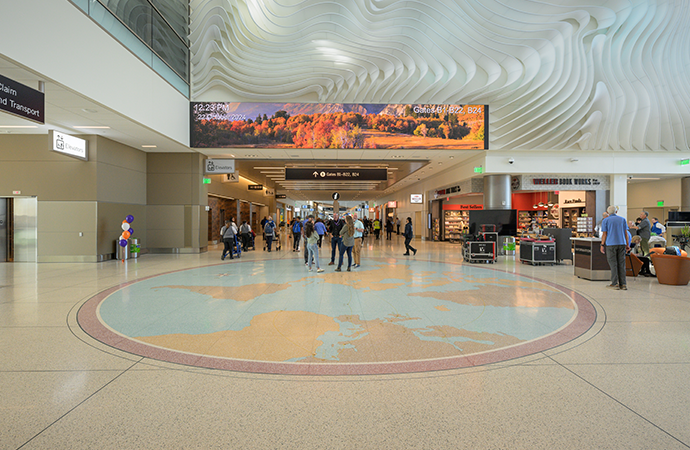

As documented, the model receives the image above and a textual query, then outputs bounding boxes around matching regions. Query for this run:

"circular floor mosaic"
[78,258,595,375]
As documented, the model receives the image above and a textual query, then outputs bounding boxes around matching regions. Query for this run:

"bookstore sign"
[518,175,610,191]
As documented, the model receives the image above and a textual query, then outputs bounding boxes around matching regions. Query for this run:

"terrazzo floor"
[1,233,689,449]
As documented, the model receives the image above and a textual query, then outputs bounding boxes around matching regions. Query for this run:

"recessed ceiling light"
[141,145,157,148]
[81,108,98,113]
[73,126,110,129]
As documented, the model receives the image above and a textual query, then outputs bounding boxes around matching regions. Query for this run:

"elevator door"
[0,199,7,262]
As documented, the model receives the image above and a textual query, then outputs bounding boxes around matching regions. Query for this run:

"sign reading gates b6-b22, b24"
[285,168,387,181]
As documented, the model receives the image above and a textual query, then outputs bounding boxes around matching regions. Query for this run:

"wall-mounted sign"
[410,194,423,204]
[202,178,211,184]
[50,130,88,160]
[191,102,488,150]
[442,204,483,211]
[369,208,375,212]
[517,175,610,191]
[0,74,45,123]
[332,192,340,200]
[286,168,387,181]
[248,184,263,190]
[473,166,483,173]
[680,159,689,166]
[657,200,665,206]
[222,172,239,183]
[387,201,397,208]
[204,159,235,174]
[264,188,275,197]
[276,194,286,199]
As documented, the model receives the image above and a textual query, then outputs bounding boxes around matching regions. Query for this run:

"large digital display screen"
[191,102,488,150]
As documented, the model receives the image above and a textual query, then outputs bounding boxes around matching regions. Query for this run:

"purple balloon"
[127,227,134,235]
[126,215,134,223]
[119,239,128,247]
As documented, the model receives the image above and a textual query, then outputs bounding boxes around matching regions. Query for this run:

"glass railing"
[70,0,189,97]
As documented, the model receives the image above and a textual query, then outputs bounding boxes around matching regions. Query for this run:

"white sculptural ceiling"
[190,0,690,151]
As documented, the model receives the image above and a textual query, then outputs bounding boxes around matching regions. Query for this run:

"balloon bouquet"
[118,215,135,261]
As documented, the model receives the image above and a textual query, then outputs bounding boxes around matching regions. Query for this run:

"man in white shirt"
[353,213,365,268]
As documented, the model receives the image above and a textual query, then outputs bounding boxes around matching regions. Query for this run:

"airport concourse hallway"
[1,234,690,449]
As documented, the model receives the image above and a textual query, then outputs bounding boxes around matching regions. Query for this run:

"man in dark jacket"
[403,217,417,256]
[327,214,344,265]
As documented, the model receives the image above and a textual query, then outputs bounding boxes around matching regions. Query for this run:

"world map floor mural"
[78,258,596,375]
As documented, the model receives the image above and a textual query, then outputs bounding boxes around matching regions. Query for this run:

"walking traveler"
[305,221,324,272]
[403,217,417,256]
[220,219,238,260]
[336,215,355,272]
[264,216,276,252]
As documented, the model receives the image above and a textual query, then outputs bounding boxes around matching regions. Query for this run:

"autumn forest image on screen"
[191,103,487,149]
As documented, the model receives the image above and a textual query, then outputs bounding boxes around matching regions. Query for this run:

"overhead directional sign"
[285,168,387,181]
[0,74,45,124]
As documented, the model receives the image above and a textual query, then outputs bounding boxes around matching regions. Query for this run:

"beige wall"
[0,134,97,201]
[0,135,150,261]
[627,178,682,222]
[146,153,208,252]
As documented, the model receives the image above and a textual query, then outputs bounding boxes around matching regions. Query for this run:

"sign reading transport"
[0,74,45,124]
[285,168,387,181]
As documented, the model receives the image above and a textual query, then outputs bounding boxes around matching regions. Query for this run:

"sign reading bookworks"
[517,175,610,191]
[204,159,235,174]
[0,74,45,124]
[285,168,387,181]
[50,130,88,160]
[191,102,488,150]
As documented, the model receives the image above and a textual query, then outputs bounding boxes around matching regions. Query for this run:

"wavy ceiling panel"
[189,0,690,151]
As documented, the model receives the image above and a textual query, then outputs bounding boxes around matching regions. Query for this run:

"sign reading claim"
[0,74,45,123]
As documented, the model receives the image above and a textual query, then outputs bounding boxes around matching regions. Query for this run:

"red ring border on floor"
[77,259,597,375]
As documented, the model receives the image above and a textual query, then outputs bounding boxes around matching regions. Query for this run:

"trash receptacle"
[116,239,130,260]
[502,236,516,256]
[130,238,140,259]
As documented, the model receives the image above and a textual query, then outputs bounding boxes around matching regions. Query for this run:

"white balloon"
[122,222,130,231]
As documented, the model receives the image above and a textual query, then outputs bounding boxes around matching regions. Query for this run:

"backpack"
[293,221,302,233]
[264,222,274,235]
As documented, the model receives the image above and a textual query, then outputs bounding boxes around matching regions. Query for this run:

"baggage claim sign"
[0,74,44,123]
[191,102,487,150]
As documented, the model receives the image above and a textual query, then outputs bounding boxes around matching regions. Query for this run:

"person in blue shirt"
[291,218,302,252]
[314,218,327,248]
[263,216,276,252]
[600,206,631,290]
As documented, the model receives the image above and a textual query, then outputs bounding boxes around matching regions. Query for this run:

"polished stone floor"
[1,233,689,449]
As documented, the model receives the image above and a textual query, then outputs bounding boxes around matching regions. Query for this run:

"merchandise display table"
[519,238,556,265]
[572,238,610,280]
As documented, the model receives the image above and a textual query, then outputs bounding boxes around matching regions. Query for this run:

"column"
[483,174,511,209]
[610,174,628,220]
[681,177,690,211]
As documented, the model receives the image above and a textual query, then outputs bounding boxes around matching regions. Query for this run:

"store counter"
[572,238,610,280]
